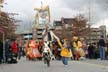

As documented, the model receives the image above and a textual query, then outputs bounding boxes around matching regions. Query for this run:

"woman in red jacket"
[11,39,19,59]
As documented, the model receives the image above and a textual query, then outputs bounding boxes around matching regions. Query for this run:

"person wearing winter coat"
[11,39,19,59]
[98,35,106,60]
[58,39,72,66]
[49,31,72,66]
[5,39,11,63]
[53,35,72,66]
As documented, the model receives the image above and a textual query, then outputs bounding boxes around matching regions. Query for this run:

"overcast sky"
[2,0,108,33]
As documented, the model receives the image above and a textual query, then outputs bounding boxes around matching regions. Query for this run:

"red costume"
[11,41,19,54]
[29,40,41,59]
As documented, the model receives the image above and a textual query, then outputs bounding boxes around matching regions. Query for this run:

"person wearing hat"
[72,36,85,60]
[54,37,72,66]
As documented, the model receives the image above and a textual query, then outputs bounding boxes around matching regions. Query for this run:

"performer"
[42,25,55,60]
[25,40,31,60]
[42,41,51,66]
[11,39,19,59]
[73,36,85,60]
[51,31,72,66]
[29,39,41,60]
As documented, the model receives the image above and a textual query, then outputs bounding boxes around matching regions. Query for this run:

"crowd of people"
[0,35,108,66]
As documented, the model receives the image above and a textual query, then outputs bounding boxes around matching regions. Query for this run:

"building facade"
[87,25,107,43]
[54,17,107,43]
[53,17,79,40]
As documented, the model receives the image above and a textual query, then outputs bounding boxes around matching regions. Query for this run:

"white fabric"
[43,47,50,53]
[42,29,46,36]
[50,31,54,41]
[42,27,60,41]
[44,42,52,55]
[50,31,60,41]
[44,42,49,48]
[42,29,54,41]
[44,35,48,41]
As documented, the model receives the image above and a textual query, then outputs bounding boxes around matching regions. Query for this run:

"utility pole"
[0,0,5,63]
[0,27,6,63]
[88,0,91,43]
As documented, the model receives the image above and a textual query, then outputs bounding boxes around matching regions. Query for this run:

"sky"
[2,0,108,33]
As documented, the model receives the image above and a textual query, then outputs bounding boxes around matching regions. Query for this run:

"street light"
[0,26,8,63]
[0,27,5,63]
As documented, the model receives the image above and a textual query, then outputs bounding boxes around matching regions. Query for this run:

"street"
[0,58,108,72]
[1,0,108,72]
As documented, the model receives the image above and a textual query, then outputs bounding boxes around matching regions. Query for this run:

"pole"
[88,0,91,43]
[3,32,5,63]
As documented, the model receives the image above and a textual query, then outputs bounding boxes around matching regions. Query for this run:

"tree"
[54,14,90,40]
[73,14,90,38]
[0,11,18,41]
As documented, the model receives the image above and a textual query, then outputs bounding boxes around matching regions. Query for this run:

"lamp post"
[88,0,91,43]
[2,31,5,63]
[0,26,8,63]
[0,27,5,63]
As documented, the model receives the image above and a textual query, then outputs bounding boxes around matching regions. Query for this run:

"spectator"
[88,43,95,59]
[98,35,106,60]
[5,39,11,63]
[11,39,19,59]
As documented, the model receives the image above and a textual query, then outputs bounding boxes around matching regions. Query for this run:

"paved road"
[80,59,108,66]
[0,59,108,72]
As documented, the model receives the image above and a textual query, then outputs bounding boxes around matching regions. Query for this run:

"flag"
[0,27,3,33]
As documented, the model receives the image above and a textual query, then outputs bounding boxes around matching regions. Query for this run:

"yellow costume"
[58,41,72,57]
[73,37,85,60]
[73,41,85,57]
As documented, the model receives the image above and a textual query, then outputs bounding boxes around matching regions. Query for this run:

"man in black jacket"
[5,39,11,63]
[98,35,106,60]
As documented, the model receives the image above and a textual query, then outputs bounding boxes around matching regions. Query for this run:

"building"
[87,25,107,43]
[99,25,107,42]
[53,18,76,40]
[54,17,107,44]
[53,20,63,39]
[87,28,101,43]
